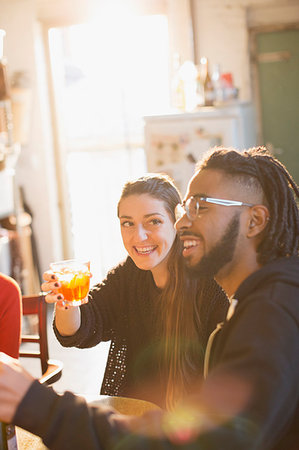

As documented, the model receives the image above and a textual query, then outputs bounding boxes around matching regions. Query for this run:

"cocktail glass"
[50,259,91,306]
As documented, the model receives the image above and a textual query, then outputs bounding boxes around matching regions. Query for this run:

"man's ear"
[246,205,270,238]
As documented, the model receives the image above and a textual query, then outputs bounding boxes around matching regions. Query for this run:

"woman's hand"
[41,271,81,335]
[41,271,64,306]
[0,352,34,423]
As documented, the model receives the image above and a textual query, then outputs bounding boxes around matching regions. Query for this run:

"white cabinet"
[144,102,256,195]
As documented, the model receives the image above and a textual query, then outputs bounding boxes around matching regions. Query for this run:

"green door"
[256,29,299,183]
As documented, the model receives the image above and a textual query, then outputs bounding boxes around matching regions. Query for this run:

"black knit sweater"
[53,257,228,408]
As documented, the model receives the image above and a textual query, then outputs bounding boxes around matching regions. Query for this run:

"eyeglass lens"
[175,197,200,221]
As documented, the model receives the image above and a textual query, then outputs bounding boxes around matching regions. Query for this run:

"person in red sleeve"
[0,272,22,358]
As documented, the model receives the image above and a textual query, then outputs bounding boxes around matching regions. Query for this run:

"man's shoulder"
[236,256,299,301]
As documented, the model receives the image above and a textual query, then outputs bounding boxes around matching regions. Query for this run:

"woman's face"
[118,194,176,273]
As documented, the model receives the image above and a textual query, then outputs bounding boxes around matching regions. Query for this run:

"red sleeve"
[0,273,22,358]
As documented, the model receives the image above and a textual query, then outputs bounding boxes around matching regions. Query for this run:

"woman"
[42,174,228,409]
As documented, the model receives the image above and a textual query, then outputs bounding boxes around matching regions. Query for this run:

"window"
[48,14,169,281]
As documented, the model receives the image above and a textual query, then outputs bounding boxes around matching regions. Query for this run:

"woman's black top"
[54,257,228,407]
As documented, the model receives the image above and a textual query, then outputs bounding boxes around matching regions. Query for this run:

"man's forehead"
[185,169,234,198]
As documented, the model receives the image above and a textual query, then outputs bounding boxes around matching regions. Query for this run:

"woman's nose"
[135,224,148,240]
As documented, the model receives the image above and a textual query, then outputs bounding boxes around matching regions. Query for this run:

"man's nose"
[175,214,192,231]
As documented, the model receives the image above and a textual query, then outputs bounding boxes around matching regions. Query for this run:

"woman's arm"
[54,303,81,336]
[43,258,133,348]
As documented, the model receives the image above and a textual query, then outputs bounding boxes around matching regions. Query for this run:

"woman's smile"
[118,194,176,276]
[134,245,158,255]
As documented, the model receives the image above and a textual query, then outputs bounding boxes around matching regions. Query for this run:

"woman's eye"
[149,218,162,225]
[121,221,134,228]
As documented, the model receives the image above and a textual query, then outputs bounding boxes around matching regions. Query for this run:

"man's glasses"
[175,196,254,221]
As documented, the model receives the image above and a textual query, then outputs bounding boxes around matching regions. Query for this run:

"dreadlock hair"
[197,146,299,263]
[118,173,224,410]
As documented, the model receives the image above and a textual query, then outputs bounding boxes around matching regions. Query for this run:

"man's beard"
[185,213,241,279]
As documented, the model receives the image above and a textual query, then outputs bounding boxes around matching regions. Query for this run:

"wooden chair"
[20,294,63,385]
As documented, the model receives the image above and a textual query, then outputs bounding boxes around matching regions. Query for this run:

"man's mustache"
[178,230,202,239]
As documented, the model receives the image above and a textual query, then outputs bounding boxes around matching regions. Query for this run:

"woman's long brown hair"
[118,173,203,410]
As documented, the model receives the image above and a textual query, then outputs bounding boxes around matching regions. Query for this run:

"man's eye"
[121,221,133,228]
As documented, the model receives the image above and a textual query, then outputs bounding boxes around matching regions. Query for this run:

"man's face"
[183,212,241,278]
[175,169,251,280]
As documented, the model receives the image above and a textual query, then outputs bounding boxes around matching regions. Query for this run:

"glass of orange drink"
[50,259,91,306]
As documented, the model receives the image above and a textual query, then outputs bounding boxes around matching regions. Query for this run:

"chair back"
[20,294,63,385]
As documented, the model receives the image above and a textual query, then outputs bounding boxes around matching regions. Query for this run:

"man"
[0,146,298,449]
[174,146,299,449]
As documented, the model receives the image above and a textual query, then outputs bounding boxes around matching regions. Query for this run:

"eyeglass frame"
[175,195,254,221]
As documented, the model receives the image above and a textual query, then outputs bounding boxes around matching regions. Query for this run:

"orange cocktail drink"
[50,259,91,306]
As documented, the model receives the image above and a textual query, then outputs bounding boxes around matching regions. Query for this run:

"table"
[16,395,160,449]
[87,395,160,416]
[16,427,48,450]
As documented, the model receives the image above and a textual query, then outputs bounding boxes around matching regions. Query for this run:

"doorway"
[251,26,299,183]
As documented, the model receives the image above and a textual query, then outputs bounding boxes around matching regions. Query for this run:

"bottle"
[0,60,10,101]
[171,53,185,111]
[200,57,214,107]
[196,65,204,107]
[178,60,197,112]
[0,30,9,100]
[0,30,10,101]
[211,63,224,104]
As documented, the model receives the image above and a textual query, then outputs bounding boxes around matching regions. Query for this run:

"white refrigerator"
[144,102,256,195]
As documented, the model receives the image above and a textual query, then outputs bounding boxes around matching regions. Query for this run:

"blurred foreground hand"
[0,352,34,423]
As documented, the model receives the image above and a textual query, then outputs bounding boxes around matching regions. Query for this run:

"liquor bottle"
[211,63,224,104]
[0,423,18,450]
[0,60,10,101]
[178,60,197,112]
[201,57,214,107]
[0,29,10,101]
[171,53,185,111]
[196,65,203,107]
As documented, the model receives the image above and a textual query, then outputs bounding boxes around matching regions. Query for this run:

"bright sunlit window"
[48,13,170,281]
[49,14,169,146]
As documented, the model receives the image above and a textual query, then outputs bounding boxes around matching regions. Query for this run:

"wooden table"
[16,395,160,449]
[86,394,160,416]
[16,427,48,450]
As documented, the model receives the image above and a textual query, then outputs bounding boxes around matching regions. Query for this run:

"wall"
[192,0,299,100]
